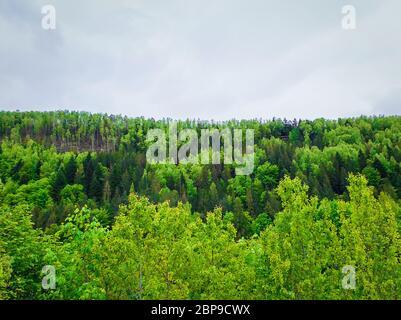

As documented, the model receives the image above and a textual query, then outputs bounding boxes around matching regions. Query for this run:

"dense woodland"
[1,111,401,299]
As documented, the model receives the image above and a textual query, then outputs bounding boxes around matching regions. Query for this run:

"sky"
[0,0,400,120]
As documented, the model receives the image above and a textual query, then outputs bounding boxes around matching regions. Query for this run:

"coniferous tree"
[83,153,94,194]
[89,164,104,203]
[52,167,67,202]
[65,155,77,184]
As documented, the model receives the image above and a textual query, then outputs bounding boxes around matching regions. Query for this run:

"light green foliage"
[96,194,196,299]
[0,244,12,300]
[251,213,271,235]
[4,178,52,208]
[255,162,279,189]
[261,177,342,299]
[0,112,401,300]
[324,126,362,146]
[339,175,401,299]
[0,205,46,299]
[189,208,256,299]
[41,207,108,300]
[60,184,86,205]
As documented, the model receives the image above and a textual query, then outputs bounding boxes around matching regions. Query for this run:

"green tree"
[260,177,342,299]
[52,167,67,201]
[0,205,46,299]
[64,155,77,184]
[339,175,401,299]
[0,244,12,300]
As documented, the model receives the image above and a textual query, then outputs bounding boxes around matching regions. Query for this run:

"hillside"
[1,111,401,299]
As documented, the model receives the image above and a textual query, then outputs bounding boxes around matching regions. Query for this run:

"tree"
[260,177,342,299]
[362,166,381,188]
[109,163,122,197]
[0,205,46,299]
[42,207,108,300]
[339,175,401,299]
[209,182,219,210]
[97,194,196,299]
[251,213,271,235]
[190,208,256,299]
[0,244,12,300]
[60,184,86,205]
[103,179,111,203]
[89,164,105,202]
[255,162,279,189]
[52,167,67,201]
[83,153,94,194]
[64,155,77,184]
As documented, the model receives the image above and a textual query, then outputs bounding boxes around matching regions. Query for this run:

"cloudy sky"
[0,0,400,120]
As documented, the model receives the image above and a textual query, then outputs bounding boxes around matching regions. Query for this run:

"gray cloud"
[0,0,400,120]
[373,87,401,115]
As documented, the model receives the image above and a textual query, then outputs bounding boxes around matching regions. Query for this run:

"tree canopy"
[1,111,401,299]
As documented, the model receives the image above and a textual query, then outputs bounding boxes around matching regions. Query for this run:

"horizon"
[1,108,401,123]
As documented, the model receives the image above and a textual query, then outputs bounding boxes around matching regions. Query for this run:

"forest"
[1,110,401,299]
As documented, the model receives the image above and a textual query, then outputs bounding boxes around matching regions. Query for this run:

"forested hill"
[0,110,301,152]
[1,111,401,300]
[1,111,401,231]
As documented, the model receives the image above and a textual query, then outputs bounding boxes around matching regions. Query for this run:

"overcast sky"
[0,0,400,120]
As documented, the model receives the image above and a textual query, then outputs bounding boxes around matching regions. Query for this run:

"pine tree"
[103,179,111,203]
[52,167,67,201]
[65,155,77,184]
[89,164,104,202]
[83,153,94,194]
[109,163,122,197]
